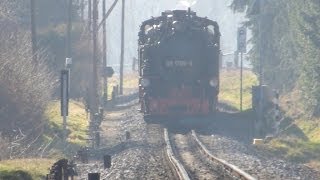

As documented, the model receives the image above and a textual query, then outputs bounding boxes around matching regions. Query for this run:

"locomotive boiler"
[138,9,221,121]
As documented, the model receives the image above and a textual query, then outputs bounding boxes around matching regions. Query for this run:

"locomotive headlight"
[141,78,150,87]
[209,78,218,87]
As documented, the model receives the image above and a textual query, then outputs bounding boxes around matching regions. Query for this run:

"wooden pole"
[87,0,92,109]
[119,0,125,95]
[30,0,37,63]
[67,0,72,59]
[92,0,99,114]
[102,0,108,103]
[258,0,264,137]
[81,0,85,21]
[88,0,92,31]
[240,52,243,111]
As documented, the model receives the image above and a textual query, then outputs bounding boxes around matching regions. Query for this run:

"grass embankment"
[45,100,88,146]
[219,69,258,110]
[262,90,320,169]
[0,100,88,179]
[0,159,55,180]
[0,73,138,178]
[219,69,320,169]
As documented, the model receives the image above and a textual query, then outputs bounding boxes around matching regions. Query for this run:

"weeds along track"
[164,128,256,180]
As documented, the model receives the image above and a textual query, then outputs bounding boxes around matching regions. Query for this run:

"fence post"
[111,86,116,105]
[116,85,119,96]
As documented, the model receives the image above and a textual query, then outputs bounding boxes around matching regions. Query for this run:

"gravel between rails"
[170,132,233,180]
[75,103,176,180]
[197,133,320,180]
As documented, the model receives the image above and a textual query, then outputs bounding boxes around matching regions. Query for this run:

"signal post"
[237,26,247,112]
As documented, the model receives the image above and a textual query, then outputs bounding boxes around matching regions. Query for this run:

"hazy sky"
[102,0,247,69]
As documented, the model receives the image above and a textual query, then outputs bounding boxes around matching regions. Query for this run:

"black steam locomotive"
[138,9,221,121]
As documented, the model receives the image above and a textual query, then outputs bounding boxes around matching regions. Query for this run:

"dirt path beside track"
[76,103,176,179]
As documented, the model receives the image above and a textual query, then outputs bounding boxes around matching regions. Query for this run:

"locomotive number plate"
[165,59,193,67]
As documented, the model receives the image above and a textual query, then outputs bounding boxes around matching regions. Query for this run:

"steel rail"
[191,130,256,180]
[164,128,191,180]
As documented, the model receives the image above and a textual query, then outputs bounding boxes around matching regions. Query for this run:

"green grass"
[296,119,320,142]
[267,136,320,163]
[219,69,258,110]
[45,100,88,146]
[0,159,55,180]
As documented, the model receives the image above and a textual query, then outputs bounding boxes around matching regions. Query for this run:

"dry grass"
[219,69,258,110]
[106,72,139,98]
[45,100,88,146]
[0,158,55,179]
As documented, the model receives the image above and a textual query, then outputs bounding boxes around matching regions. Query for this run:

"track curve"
[164,127,256,180]
[191,130,256,180]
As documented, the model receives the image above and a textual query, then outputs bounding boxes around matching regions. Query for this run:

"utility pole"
[119,0,125,95]
[30,0,37,63]
[88,0,92,31]
[81,0,85,21]
[240,52,243,111]
[87,0,92,118]
[98,0,119,29]
[67,0,72,59]
[92,0,99,115]
[102,0,108,104]
[258,0,264,136]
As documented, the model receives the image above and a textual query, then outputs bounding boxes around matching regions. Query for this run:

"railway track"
[144,124,179,179]
[164,128,256,180]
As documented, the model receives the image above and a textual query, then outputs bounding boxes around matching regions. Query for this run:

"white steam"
[175,0,198,10]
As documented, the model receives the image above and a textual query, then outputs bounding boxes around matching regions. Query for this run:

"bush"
[0,21,56,158]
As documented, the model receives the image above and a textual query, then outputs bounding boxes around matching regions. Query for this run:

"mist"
[102,0,247,71]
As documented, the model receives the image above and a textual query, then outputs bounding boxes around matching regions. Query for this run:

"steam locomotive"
[138,9,221,121]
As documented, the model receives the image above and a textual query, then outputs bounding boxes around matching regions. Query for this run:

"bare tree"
[0,5,56,158]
